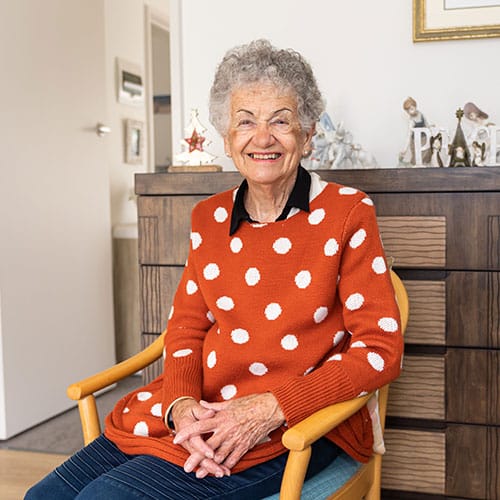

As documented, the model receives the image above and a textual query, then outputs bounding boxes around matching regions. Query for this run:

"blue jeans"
[25,434,340,499]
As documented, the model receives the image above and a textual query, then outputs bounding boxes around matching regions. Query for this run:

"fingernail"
[215,471,224,478]
[205,450,214,459]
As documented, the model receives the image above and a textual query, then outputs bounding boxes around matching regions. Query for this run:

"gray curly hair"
[209,39,324,136]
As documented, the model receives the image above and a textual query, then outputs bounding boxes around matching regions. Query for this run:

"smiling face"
[223,83,314,188]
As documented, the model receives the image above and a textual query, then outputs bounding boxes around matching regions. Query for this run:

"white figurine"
[399,97,431,166]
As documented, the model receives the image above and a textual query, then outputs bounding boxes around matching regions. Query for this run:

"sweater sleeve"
[161,221,213,412]
[271,198,404,427]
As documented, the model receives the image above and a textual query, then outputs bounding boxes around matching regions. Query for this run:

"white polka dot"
[328,354,342,361]
[378,317,399,332]
[308,208,325,225]
[358,391,369,397]
[221,384,237,400]
[162,347,166,360]
[207,310,215,323]
[333,331,345,346]
[245,267,261,286]
[281,334,298,350]
[265,303,282,320]
[214,207,228,223]
[362,197,374,206]
[304,366,315,375]
[273,237,292,254]
[151,403,162,418]
[372,257,387,274]
[349,229,367,249]
[368,352,385,372]
[123,407,130,414]
[186,280,198,295]
[191,232,202,250]
[203,263,220,280]
[324,238,339,256]
[168,306,174,320]
[351,340,366,348]
[249,362,268,376]
[230,237,243,253]
[137,391,152,402]
[133,421,149,436]
[339,186,358,195]
[216,296,234,311]
[231,328,249,344]
[314,306,328,323]
[295,270,311,289]
[207,350,217,368]
[173,348,193,358]
[345,293,364,311]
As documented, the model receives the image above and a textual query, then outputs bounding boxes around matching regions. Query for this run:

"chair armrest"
[282,393,372,451]
[67,333,165,400]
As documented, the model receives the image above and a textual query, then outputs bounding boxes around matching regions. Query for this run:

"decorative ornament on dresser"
[169,109,222,172]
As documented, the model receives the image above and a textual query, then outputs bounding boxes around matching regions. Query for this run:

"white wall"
[173,0,500,169]
[104,0,169,226]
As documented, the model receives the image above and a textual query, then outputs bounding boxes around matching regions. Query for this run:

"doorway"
[145,7,172,172]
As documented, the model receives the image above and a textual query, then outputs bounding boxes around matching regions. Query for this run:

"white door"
[0,0,115,438]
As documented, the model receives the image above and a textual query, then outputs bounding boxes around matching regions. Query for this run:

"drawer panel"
[140,265,184,334]
[446,348,500,425]
[138,195,204,265]
[447,271,500,348]
[372,192,500,270]
[382,429,445,494]
[404,280,445,345]
[388,355,445,420]
[378,216,446,268]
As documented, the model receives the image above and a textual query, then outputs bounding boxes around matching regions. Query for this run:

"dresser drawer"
[372,192,500,271]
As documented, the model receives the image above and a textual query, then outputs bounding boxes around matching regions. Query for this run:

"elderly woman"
[27,39,403,499]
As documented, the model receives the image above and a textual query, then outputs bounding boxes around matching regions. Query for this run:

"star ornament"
[185,130,206,152]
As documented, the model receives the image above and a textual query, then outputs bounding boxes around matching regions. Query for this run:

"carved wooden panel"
[140,266,184,334]
[382,429,445,494]
[447,272,500,348]
[446,424,500,499]
[377,216,446,268]
[404,280,446,345]
[446,348,500,425]
[138,195,204,265]
[387,355,445,420]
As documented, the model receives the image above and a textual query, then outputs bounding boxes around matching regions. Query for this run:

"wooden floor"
[0,449,68,499]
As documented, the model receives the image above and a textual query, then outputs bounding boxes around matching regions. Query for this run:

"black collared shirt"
[229,166,311,235]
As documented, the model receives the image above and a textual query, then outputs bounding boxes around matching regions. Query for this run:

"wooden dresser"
[135,167,500,499]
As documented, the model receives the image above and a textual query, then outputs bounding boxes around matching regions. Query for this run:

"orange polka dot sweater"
[105,179,403,473]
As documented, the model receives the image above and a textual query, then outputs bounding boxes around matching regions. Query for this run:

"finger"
[173,419,217,444]
[199,400,228,411]
[187,435,215,459]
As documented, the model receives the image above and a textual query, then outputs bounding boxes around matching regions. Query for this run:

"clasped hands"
[170,392,285,479]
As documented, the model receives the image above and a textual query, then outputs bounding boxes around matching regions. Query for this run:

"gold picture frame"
[414,0,500,42]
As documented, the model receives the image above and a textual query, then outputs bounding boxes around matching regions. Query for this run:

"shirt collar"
[229,165,311,235]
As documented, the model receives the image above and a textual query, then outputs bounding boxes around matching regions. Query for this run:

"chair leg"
[78,395,101,446]
[365,455,381,500]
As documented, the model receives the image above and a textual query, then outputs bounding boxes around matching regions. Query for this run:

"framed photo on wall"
[414,0,500,41]
[124,119,144,165]
[116,58,145,105]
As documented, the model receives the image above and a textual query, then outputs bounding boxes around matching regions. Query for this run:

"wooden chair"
[67,270,409,500]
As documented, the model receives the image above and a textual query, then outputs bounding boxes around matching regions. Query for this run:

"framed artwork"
[125,119,144,164]
[116,58,144,105]
[413,0,500,41]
